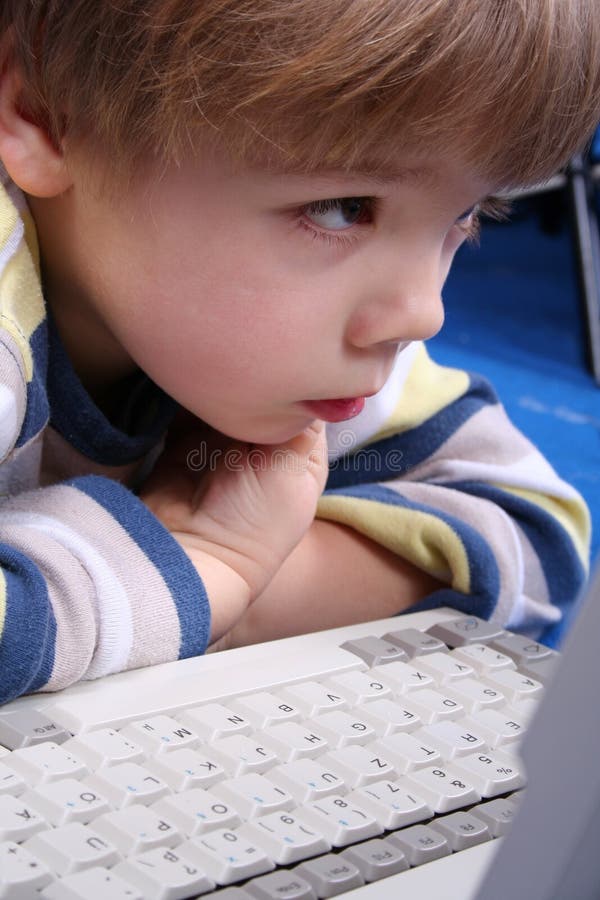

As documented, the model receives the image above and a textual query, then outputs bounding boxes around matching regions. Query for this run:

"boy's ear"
[0,64,73,197]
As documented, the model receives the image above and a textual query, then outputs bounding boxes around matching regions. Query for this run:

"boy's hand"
[140,416,329,639]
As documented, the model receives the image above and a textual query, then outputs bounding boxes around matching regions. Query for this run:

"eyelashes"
[458,196,512,243]
[294,194,511,247]
[295,196,377,247]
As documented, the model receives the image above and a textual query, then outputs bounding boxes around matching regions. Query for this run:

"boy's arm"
[0,475,213,704]
[209,517,442,650]
[216,342,590,648]
[318,343,589,639]
[0,412,328,705]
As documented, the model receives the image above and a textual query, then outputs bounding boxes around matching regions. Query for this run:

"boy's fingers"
[272,419,327,462]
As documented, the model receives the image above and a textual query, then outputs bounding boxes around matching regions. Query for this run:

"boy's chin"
[220,416,320,447]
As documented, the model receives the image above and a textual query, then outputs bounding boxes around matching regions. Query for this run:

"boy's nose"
[346,264,445,348]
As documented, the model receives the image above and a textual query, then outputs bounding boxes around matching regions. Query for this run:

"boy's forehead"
[267,160,435,186]
[235,137,495,191]
[245,154,492,197]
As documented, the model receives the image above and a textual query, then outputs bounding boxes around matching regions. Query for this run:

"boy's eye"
[455,197,511,242]
[303,197,372,230]
[457,205,476,222]
[455,205,481,241]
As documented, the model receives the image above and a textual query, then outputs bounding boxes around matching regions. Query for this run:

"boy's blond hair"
[2,0,600,188]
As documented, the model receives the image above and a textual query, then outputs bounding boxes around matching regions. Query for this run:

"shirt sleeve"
[0,335,210,705]
[317,342,590,640]
[0,475,211,704]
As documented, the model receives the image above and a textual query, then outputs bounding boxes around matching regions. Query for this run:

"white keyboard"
[0,607,559,900]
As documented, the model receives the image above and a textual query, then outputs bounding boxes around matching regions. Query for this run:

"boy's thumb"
[279,418,327,461]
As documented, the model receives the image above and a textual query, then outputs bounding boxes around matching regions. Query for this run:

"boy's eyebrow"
[335,166,436,186]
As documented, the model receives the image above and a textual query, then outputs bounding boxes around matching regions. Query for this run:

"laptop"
[0,565,598,898]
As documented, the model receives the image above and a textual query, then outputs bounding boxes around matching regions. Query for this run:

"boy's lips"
[302,397,366,422]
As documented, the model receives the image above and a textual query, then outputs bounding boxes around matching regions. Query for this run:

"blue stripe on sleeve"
[326,373,500,491]
[46,314,177,466]
[322,482,501,620]
[437,480,587,645]
[0,544,56,703]
[69,475,211,658]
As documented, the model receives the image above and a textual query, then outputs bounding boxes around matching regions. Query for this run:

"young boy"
[0,0,596,704]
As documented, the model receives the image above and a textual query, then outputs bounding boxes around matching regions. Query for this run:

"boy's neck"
[48,291,139,417]
[28,193,139,412]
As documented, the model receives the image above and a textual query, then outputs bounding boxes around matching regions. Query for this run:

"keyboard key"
[409,652,475,684]
[396,688,464,724]
[340,637,408,666]
[260,724,329,761]
[427,617,505,648]
[451,750,524,796]
[245,869,317,900]
[369,662,434,693]
[0,711,69,751]
[0,794,47,842]
[445,678,505,712]
[518,655,560,684]
[320,745,396,787]
[24,823,120,876]
[64,730,145,770]
[451,643,516,673]
[369,732,441,773]
[340,837,409,881]
[278,682,348,716]
[179,704,252,741]
[153,787,242,836]
[212,774,294,819]
[359,698,422,735]
[469,796,520,837]
[403,765,480,812]
[298,795,381,846]
[41,867,143,899]
[349,780,432,830]
[21,778,111,826]
[209,735,279,775]
[465,708,527,748]
[0,762,26,797]
[428,810,491,851]
[382,628,447,658]
[482,669,543,703]
[489,633,555,665]
[307,711,376,747]
[230,693,301,729]
[418,720,487,758]
[266,759,347,803]
[93,805,182,855]
[145,748,227,791]
[295,853,364,897]
[179,829,275,884]
[240,810,330,865]
[85,763,170,808]
[5,743,89,786]
[114,846,215,898]
[386,824,451,866]
[325,670,392,704]
[120,716,200,754]
[0,840,53,897]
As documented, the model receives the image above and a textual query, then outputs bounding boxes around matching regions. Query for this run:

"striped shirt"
[0,169,590,704]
